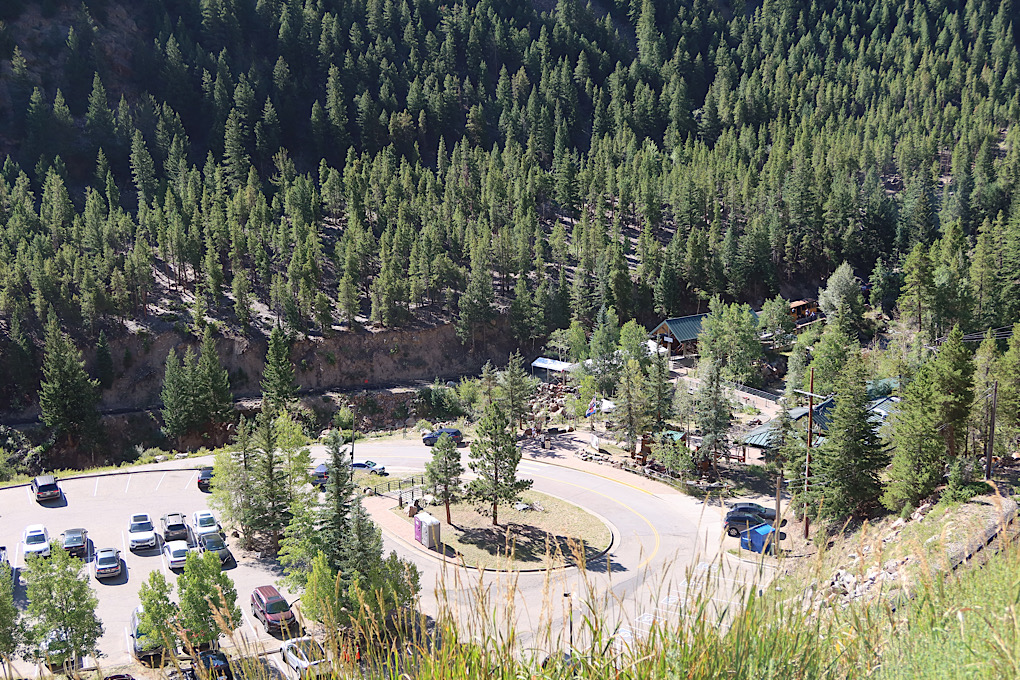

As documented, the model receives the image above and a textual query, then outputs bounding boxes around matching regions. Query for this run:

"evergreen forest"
[2,0,1020,413]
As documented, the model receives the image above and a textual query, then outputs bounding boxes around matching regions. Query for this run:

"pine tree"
[814,358,888,519]
[425,432,463,524]
[931,326,973,459]
[318,430,355,572]
[695,361,730,476]
[467,403,532,526]
[197,327,232,427]
[897,243,935,336]
[616,358,649,453]
[457,248,496,350]
[95,330,113,390]
[883,361,944,512]
[161,349,192,444]
[39,320,100,451]
[498,351,535,430]
[250,413,288,551]
[646,351,675,427]
[261,326,296,415]
[999,322,1020,445]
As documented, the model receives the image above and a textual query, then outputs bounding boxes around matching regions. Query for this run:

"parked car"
[351,460,386,475]
[128,513,158,551]
[93,548,122,579]
[164,541,191,570]
[311,463,330,487]
[60,528,89,559]
[422,428,463,446]
[281,637,329,677]
[198,651,233,680]
[728,502,777,521]
[250,585,296,633]
[36,629,74,670]
[198,533,232,565]
[192,511,221,540]
[161,513,189,542]
[197,467,214,491]
[22,525,51,559]
[30,475,62,502]
[130,605,165,663]
[724,511,773,538]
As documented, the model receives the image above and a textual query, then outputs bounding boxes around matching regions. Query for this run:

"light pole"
[563,592,573,651]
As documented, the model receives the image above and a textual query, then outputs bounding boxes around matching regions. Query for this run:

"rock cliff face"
[3,319,520,422]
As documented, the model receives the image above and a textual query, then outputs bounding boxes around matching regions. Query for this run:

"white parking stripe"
[25,487,32,503]
[124,475,132,494]
[124,627,132,654]
[183,471,197,489]
[243,611,260,640]
[94,478,100,496]
[121,531,127,555]
[154,472,167,491]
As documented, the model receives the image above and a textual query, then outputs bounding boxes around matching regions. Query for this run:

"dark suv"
[31,475,62,502]
[161,513,189,542]
[197,467,214,491]
[251,585,296,633]
[423,428,463,446]
[60,528,89,559]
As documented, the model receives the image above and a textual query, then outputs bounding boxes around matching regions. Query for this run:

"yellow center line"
[529,471,661,570]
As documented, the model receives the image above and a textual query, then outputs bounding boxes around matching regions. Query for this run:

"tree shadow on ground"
[455,523,618,572]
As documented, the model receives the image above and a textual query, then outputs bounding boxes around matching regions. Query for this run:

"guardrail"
[721,380,781,403]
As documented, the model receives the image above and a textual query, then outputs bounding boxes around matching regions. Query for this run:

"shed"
[650,310,760,356]
[530,357,579,381]
[740,523,777,555]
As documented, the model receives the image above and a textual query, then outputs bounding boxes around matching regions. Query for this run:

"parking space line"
[243,611,260,640]
[154,472,167,492]
[121,531,127,555]
[183,471,197,489]
[25,487,32,503]
[94,478,100,496]
[124,475,132,494]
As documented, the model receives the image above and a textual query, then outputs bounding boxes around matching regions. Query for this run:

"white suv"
[192,511,221,540]
[128,513,157,550]
[22,525,51,559]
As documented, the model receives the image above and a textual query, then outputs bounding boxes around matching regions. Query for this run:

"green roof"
[651,310,760,344]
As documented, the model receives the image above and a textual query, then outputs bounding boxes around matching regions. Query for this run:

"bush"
[334,406,355,430]
[413,382,464,421]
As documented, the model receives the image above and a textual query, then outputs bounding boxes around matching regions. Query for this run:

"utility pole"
[794,369,824,540]
[985,381,998,481]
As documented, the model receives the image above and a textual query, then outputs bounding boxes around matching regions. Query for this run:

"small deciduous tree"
[137,571,178,661]
[23,546,103,670]
[177,551,240,650]
[467,403,533,526]
[425,432,463,524]
[0,562,24,675]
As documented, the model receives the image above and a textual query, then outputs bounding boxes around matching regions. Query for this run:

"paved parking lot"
[0,468,298,675]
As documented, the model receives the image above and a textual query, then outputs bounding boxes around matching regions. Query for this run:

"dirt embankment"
[3,320,520,423]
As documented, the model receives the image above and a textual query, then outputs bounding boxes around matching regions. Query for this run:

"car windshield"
[26,533,45,544]
[198,516,216,527]
[131,521,153,532]
[97,553,118,566]
[171,547,189,559]
[294,640,325,661]
[64,533,85,545]
[204,536,225,550]
[200,469,213,478]
[364,460,375,467]
[265,598,290,614]
[38,483,58,492]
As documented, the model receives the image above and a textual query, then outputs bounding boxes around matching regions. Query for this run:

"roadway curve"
[316,432,753,654]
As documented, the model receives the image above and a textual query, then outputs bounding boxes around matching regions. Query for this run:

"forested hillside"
[1,0,1019,411]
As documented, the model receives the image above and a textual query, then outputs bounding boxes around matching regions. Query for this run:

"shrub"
[413,382,464,421]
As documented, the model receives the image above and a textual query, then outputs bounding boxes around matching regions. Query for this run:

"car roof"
[34,475,57,484]
[64,527,86,535]
[199,467,214,475]
[164,512,185,520]
[254,585,283,599]
[314,463,328,471]
[96,548,119,558]
[166,540,190,549]
[25,524,46,533]
[132,513,151,521]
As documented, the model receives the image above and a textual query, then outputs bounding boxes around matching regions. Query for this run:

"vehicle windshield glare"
[171,548,189,559]
[265,599,290,614]
[198,516,215,527]
[364,460,375,467]
[131,521,153,532]
[38,484,58,492]
[97,553,118,566]
[64,535,85,545]
[26,533,46,544]
[204,536,225,549]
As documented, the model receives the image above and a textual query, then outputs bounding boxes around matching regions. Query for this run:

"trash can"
[739,524,776,555]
